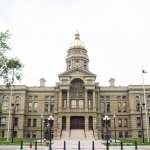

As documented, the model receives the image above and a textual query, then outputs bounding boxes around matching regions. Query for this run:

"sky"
[0,0,150,86]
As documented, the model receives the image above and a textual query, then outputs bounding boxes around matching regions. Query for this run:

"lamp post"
[48,115,54,150]
[40,114,43,144]
[137,103,145,143]
[113,114,116,143]
[103,115,110,150]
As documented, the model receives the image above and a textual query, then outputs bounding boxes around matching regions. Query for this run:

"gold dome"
[69,32,85,49]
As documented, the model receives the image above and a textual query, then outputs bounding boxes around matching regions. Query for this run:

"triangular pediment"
[59,68,96,77]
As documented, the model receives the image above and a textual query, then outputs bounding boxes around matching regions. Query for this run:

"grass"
[110,138,150,146]
[0,138,35,145]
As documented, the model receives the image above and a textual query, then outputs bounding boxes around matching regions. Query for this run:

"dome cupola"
[66,32,89,71]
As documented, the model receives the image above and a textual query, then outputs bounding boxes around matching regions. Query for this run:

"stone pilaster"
[58,90,62,112]
[67,89,70,111]
[85,116,89,131]
[66,116,70,132]
[85,89,88,111]
[93,90,96,111]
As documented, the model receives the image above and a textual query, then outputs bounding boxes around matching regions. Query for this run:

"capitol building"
[0,33,150,140]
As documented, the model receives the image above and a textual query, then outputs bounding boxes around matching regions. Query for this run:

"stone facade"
[0,33,150,140]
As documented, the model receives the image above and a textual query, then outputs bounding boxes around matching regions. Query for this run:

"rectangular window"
[123,102,127,112]
[33,118,37,127]
[124,118,128,127]
[106,102,110,112]
[118,118,122,127]
[137,117,141,127]
[79,100,83,108]
[14,117,18,127]
[28,96,32,101]
[13,131,17,138]
[118,102,121,112]
[44,102,49,113]
[2,101,8,111]
[138,131,142,138]
[71,100,76,108]
[28,102,32,112]
[100,102,105,113]
[34,96,38,101]
[1,117,6,125]
[119,131,123,138]
[27,118,31,127]
[124,131,128,138]
[50,105,54,112]
[33,102,38,112]
[135,95,140,112]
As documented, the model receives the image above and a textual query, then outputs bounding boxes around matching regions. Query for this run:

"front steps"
[61,129,95,140]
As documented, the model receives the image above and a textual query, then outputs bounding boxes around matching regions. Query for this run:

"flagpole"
[142,70,149,142]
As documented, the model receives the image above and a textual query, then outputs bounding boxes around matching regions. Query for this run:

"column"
[58,90,62,112]
[66,116,70,132]
[85,89,88,111]
[93,90,96,111]
[85,116,89,131]
[67,89,70,111]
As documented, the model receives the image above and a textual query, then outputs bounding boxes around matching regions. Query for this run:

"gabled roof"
[58,67,96,77]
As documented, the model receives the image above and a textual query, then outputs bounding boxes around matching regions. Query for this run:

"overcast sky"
[1,0,150,86]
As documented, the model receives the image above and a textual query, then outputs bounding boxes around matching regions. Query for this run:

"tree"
[0,31,23,86]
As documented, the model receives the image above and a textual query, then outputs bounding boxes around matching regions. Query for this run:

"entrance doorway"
[70,116,84,129]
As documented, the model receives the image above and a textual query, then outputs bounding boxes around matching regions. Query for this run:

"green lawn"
[110,138,150,146]
[0,138,34,145]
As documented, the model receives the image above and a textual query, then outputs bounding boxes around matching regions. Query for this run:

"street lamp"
[103,115,110,150]
[48,115,54,150]
[113,114,116,143]
[40,114,43,144]
[137,103,145,143]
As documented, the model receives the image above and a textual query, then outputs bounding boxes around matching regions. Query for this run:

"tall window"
[137,117,141,127]
[2,101,8,111]
[124,118,128,127]
[28,102,32,112]
[100,96,110,113]
[118,102,121,112]
[33,119,37,127]
[118,118,122,127]
[122,102,127,112]
[14,117,18,127]
[44,96,49,113]
[135,95,140,111]
[119,131,123,138]
[34,102,38,112]
[33,102,38,112]
[1,117,6,126]
[70,79,84,109]
[147,95,150,110]
[27,118,31,127]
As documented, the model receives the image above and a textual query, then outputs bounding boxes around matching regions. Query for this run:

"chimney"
[40,78,46,87]
[109,78,115,87]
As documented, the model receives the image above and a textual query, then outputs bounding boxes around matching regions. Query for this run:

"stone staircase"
[70,129,85,140]
[85,130,94,140]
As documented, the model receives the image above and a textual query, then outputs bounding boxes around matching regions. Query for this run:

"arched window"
[70,79,85,109]
[70,79,84,99]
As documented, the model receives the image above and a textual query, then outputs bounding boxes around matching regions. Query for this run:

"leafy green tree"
[0,31,23,86]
